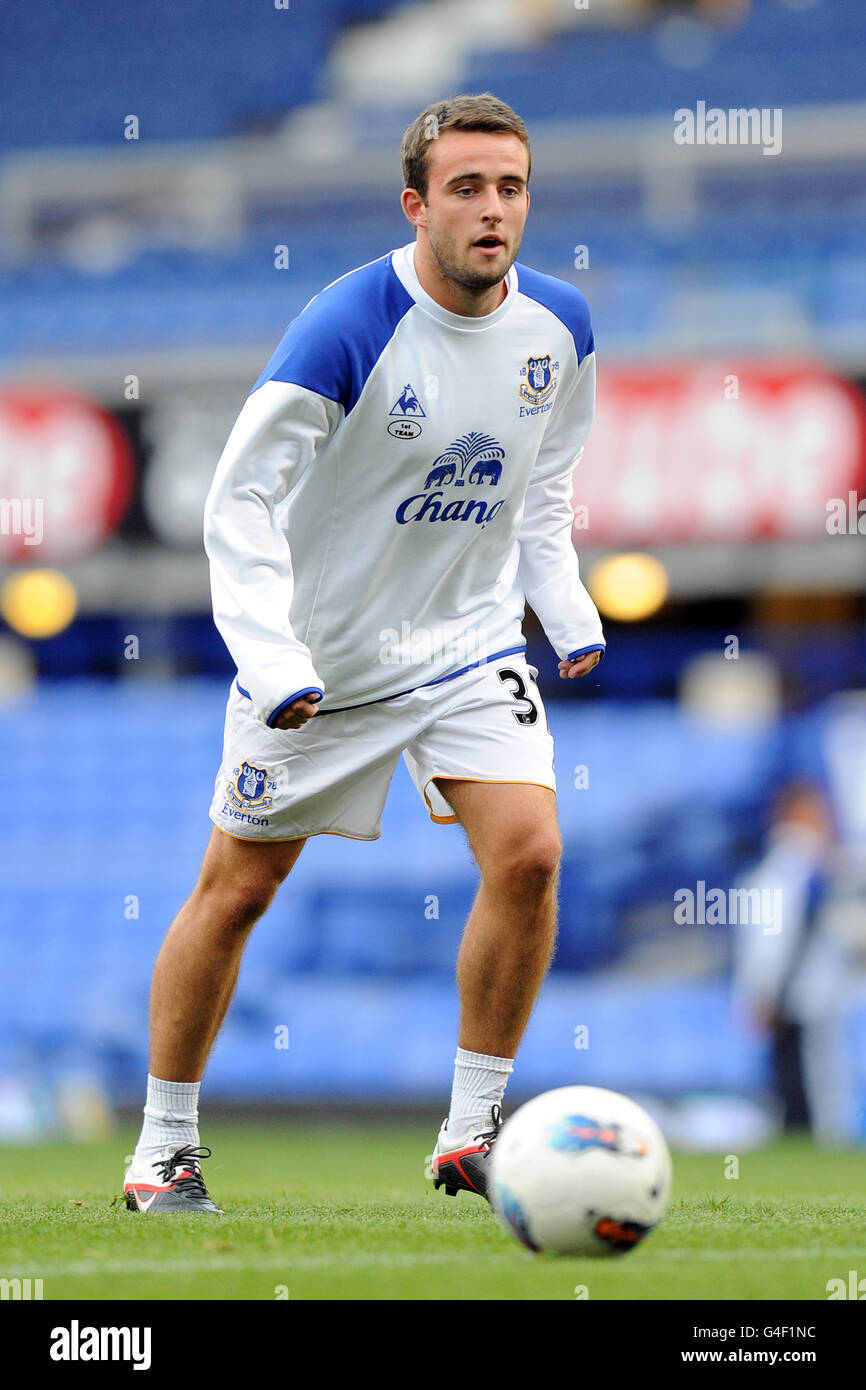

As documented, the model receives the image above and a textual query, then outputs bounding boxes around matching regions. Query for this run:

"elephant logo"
[468,459,502,485]
[425,461,457,489]
[424,432,505,489]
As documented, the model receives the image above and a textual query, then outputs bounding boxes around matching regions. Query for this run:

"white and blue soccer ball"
[489,1085,673,1257]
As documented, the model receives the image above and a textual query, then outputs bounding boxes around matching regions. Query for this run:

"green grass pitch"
[0,1123,863,1300]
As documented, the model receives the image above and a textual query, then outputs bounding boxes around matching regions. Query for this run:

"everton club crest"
[519,353,557,407]
[226,761,273,812]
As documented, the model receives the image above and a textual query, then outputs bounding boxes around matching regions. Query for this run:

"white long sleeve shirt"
[203,241,604,726]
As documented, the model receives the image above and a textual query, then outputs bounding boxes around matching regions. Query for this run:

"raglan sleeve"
[203,372,342,728]
[516,338,605,665]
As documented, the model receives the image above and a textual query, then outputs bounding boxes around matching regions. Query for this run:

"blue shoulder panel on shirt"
[515,263,594,363]
[250,253,415,414]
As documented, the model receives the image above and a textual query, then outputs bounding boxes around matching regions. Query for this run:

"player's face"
[414,130,530,292]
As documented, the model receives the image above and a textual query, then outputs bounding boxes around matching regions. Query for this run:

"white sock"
[133,1074,200,1167]
[445,1047,513,1143]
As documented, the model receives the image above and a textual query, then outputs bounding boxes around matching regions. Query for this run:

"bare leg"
[149,826,305,1081]
[434,780,561,1057]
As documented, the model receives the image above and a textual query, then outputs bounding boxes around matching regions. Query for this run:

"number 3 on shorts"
[497,666,539,726]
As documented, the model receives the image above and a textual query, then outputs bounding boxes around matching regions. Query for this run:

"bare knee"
[196,872,281,936]
[186,830,302,940]
[482,829,562,899]
[192,857,289,939]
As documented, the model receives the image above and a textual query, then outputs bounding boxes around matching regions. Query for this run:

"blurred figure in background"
[732,781,859,1147]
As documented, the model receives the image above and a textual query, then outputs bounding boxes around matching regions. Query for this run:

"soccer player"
[123,92,604,1214]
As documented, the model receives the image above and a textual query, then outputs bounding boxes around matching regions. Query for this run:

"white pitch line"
[31,1251,512,1278]
[634,1246,866,1263]
[29,1246,866,1278]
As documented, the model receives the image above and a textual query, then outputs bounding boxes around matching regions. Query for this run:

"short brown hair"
[401,92,531,200]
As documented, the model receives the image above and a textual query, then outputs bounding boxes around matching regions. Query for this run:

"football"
[489,1085,673,1256]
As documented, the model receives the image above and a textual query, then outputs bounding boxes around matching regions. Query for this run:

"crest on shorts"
[519,354,556,406]
[226,761,273,811]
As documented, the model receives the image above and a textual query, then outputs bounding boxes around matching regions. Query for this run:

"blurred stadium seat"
[2,0,866,364]
[2,680,865,1106]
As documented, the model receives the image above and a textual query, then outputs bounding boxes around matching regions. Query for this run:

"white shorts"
[209,654,556,841]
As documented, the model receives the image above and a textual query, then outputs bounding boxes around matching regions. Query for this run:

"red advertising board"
[0,388,133,562]
[575,364,866,543]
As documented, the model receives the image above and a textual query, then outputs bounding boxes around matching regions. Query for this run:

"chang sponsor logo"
[395,490,506,527]
[395,431,507,528]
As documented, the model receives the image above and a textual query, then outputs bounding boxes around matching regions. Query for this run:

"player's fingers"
[575,654,601,676]
[273,698,320,730]
[562,653,601,678]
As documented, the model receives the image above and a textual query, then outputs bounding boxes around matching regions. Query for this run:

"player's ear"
[401,186,426,228]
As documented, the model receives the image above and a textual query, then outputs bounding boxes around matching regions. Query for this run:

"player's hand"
[558,651,602,680]
[272,695,321,730]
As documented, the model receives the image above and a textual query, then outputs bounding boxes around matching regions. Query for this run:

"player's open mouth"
[473,236,504,255]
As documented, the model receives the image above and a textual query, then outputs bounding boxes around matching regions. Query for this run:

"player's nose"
[476,190,505,221]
